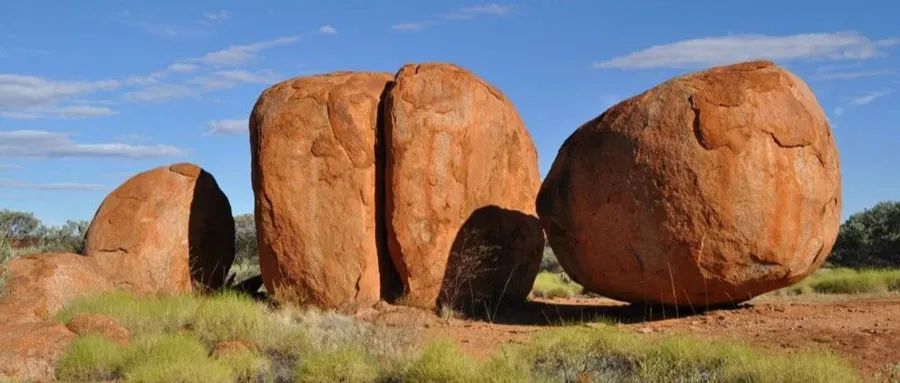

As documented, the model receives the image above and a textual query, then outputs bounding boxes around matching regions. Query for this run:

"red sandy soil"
[359,294,900,378]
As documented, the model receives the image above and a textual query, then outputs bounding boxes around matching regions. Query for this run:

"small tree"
[40,220,89,254]
[233,214,258,264]
[0,209,42,239]
[830,201,900,268]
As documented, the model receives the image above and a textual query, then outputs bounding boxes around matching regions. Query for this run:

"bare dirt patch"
[360,294,900,378]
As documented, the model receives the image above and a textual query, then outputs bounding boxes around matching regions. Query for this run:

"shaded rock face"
[537,61,841,306]
[385,63,544,308]
[251,72,399,308]
[84,163,235,293]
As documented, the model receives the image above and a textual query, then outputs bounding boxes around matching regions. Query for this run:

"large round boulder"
[537,61,841,306]
[384,63,544,309]
[84,163,235,293]
[250,72,398,308]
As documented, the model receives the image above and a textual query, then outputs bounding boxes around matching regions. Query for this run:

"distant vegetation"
[55,291,858,383]
[776,268,900,296]
[0,209,87,263]
[829,201,900,269]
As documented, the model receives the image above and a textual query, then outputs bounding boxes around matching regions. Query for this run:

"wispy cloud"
[442,4,516,20]
[392,3,515,32]
[206,119,248,135]
[0,179,105,191]
[195,36,300,66]
[850,90,893,105]
[167,63,199,73]
[189,70,283,90]
[125,84,194,102]
[318,25,338,34]
[53,105,117,118]
[203,10,231,23]
[814,69,892,80]
[594,31,899,69]
[0,164,21,171]
[391,23,428,32]
[833,107,845,116]
[0,130,186,158]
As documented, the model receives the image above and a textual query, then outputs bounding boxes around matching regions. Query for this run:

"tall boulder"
[537,61,841,306]
[250,72,398,308]
[384,63,544,309]
[84,163,235,293]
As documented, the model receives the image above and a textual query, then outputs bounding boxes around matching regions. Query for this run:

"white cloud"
[833,107,844,116]
[392,23,427,32]
[0,164,21,171]
[850,90,892,105]
[318,25,338,34]
[593,31,899,69]
[0,130,186,158]
[443,4,515,20]
[203,10,231,23]
[196,36,300,66]
[0,179,104,191]
[167,63,199,73]
[206,119,248,135]
[0,74,119,109]
[125,84,194,102]
[189,70,282,90]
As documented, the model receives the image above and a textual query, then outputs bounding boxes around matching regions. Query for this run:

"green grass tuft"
[55,335,127,381]
[294,347,380,383]
[530,272,582,299]
[404,340,478,383]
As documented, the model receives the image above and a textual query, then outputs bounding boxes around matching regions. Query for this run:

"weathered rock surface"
[384,63,544,308]
[0,253,114,381]
[0,253,113,324]
[0,321,76,381]
[537,61,841,306]
[84,163,235,294]
[251,72,398,308]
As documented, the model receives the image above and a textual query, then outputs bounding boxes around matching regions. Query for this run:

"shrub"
[540,246,563,273]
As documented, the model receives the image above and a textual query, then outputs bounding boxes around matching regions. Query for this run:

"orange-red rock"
[251,72,397,308]
[0,321,75,381]
[84,163,235,294]
[537,61,841,306]
[0,253,113,324]
[384,63,544,308]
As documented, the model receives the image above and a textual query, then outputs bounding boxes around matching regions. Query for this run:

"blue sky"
[0,1,897,224]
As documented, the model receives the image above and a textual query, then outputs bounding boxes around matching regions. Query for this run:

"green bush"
[830,201,900,268]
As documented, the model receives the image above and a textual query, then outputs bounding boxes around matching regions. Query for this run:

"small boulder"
[537,61,841,306]
[66,313,132,346]
[0,321,75,382]
[0,253,113,324]
[84,163,235,293]
[384,63,544,308]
